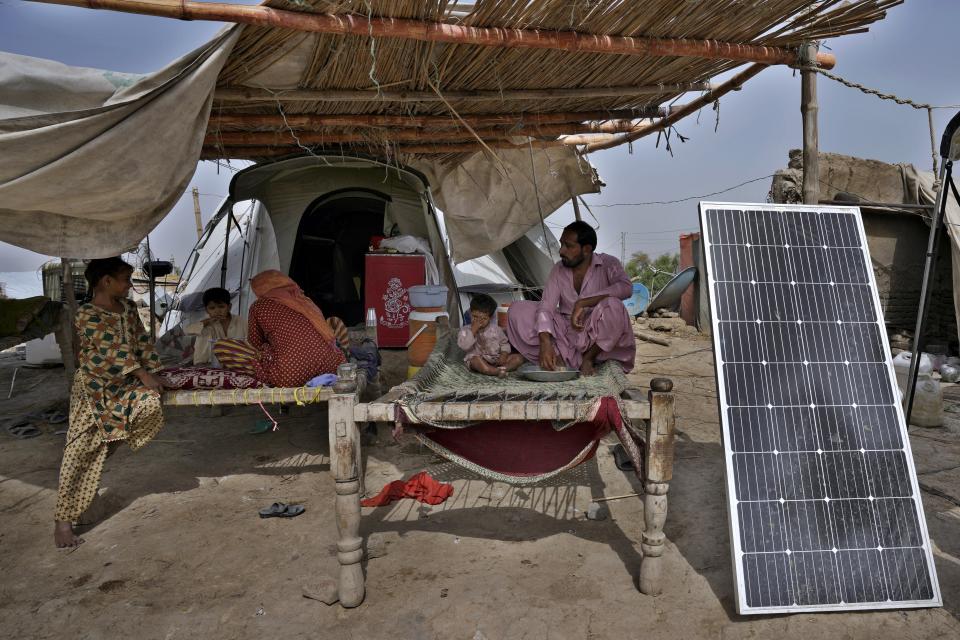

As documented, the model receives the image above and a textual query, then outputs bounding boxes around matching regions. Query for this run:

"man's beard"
[561,255,584,268]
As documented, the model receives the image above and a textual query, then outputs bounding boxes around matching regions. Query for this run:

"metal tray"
[518,365,580,382]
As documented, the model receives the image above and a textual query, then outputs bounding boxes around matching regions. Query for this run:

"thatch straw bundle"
[39,0,899,160]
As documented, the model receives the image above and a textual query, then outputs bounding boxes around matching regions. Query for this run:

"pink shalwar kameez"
[507,253,636,372]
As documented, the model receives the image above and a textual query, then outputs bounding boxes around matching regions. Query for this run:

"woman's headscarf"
[250,270,335,343]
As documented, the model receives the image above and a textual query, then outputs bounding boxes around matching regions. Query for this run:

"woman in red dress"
[215,270,346,387]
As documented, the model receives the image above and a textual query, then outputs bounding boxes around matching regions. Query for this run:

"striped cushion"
[212,339,258,377]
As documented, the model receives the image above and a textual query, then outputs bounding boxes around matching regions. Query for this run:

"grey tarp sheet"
[0,27,241,258]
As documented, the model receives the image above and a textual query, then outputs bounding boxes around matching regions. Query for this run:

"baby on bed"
[456,294,525,378]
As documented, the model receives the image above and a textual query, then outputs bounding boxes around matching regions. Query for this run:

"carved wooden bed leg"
[328,391,365,608]
[639,377,676,596]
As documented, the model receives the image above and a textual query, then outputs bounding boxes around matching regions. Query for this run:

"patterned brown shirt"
[76,298,160,441]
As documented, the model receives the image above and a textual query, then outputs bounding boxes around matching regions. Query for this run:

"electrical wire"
[584,174,776,207]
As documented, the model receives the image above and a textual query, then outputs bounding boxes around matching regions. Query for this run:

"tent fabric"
[411,147,600,263]
[228,157,433,274]
[0,27,240,258]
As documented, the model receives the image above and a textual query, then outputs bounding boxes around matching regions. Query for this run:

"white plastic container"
[25,333,63,365]
[892,352,942,427]
[408,285,448,308]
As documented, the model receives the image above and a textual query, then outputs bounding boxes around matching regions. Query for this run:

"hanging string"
[364,0,382,96]
[806,65,960,176]
[527,139,553,259]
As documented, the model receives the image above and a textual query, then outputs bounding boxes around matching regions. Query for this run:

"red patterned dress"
[245,298,346,387]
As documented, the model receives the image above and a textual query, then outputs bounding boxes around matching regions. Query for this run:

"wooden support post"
[204,120,646,147]
[59,259,79,383]
[208,109,663,130]
[583,63,767,154]
[800,42,820,205]
[191,187,204,240]
[571,196,582,221]
[328,391,365,608]
[639,377,676,596]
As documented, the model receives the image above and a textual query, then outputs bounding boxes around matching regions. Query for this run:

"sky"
[1,0,958,274]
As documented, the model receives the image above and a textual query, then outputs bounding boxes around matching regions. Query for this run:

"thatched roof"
[198,0,900,162]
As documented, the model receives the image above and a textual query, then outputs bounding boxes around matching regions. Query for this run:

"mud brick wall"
[863,212,956,349]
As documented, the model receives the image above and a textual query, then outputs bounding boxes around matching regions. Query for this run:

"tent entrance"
[289,189,389,326]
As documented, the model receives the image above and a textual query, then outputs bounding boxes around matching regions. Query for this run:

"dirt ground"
[1,335,959,640]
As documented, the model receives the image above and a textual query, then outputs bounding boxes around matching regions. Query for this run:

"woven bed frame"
[161,321,676,609]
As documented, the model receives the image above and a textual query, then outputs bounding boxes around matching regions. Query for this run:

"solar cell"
[700,203,941,614]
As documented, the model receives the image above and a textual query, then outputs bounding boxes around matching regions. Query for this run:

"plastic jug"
[892,352,942,427]
[365,307,379,346]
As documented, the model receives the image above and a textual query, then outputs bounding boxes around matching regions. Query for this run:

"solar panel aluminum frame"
[699,202,942,615]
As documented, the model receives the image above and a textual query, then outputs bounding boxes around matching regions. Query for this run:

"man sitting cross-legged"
[507,221,636,376]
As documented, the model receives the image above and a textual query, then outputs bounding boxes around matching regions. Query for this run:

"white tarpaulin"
[0,27,240,258]
[412,146,599,263]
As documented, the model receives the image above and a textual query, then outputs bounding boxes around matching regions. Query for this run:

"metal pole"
[220,211,232,288]
[800,42,820,205]
[145,236,157,340]
[904,160,950,423]
[571,196,582,221]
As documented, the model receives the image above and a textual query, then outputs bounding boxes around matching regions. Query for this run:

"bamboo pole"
[204,121,647,146]
[191,187,203,240]
[208,109,666,130]
[201,138,575,159]
[214,82,716,104]
[29,0,838,69]
[800,43,819,205]
[583,63,768,154]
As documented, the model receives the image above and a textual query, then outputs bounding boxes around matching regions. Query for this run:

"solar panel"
[699,202,942,615]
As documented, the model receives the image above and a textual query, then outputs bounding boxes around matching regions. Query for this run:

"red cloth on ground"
[361,471,454,507]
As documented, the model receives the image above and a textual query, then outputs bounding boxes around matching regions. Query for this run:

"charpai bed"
[160,320,676,609]
[331,320,677,607]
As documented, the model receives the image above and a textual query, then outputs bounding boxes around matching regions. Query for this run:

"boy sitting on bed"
[457,294,525,378]
[185,287,246,366]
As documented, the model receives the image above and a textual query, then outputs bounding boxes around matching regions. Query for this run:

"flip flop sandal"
[249,419,274,435]
[258,502,305,518]
[45,411,68,425]
[28,409,68,425]
[6,420,41,440]
[611,443,635,471]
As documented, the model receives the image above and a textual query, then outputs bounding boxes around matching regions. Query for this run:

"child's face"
[101,269,133,298]
[206,301,231,320]
[470,310,491,328]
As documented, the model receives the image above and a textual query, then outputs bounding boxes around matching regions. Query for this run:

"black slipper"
[6,420,41,440]
[258,502,305,518]
[28,409,67,425]
[611,443,634,471]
